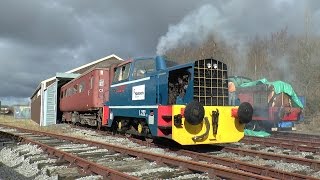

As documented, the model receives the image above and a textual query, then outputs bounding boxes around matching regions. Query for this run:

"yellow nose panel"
[172,105,245,145]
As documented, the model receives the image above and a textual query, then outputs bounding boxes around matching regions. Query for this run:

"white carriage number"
[132,84,145,100]
[139,110,146,116]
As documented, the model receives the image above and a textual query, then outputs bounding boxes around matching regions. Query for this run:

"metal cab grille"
[194,59,228,106]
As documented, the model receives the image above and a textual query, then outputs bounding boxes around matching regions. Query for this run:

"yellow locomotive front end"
[168,58,253,145]
[171,103,252,145]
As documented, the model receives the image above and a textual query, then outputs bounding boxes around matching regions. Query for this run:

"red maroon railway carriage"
[60,66,116,129]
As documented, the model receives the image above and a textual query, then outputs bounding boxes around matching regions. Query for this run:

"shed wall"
[31,94,41,124]
[46,79,55,87]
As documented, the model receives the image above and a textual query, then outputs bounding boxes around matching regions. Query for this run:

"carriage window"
[133,59,155,79]
[113,63,131,83]
[66,88,71,97]
[74,84,78,94]
[79,82,85,93]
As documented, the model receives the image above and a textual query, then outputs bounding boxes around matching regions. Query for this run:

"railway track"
[222,146,320,170]
[0,130,135,179]
[60,125,320,179]
[128,138,320,179]
[0,125,276,180]
[242,136,320,153]
[272,131,320,143]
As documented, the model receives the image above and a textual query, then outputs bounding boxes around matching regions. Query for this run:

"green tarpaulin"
[240,78,304,108]
[244,129,271,137]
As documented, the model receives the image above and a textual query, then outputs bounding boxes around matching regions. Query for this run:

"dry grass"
[0,115,70,134]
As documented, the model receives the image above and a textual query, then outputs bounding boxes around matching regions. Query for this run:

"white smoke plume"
[156,4,223,55]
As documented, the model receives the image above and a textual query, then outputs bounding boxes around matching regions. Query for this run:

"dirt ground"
[295,114,320,135]
[0,115,70,134]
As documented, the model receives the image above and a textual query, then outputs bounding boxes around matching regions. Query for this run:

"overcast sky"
[0,0,319,105]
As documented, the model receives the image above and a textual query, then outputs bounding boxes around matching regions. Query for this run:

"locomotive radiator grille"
[194,59,228,106]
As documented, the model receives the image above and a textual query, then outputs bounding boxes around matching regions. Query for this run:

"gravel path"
[0,140,103,180]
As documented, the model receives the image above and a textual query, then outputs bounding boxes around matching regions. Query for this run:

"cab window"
[113,63,131,83]
[133,59,155,79]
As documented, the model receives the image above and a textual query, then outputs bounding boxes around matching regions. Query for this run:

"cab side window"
[113,63,131,83]
[133,59,155,79]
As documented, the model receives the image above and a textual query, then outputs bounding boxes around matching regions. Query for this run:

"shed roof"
[30,54,123,98]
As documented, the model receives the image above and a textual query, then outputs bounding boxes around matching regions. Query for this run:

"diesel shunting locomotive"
[60,56,253,145]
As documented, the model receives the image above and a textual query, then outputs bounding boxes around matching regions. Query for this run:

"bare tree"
[246,36,271,79]
[288,9,320,115]
[165,35,236,69]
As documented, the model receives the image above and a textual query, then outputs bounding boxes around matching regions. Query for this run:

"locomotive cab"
[105,56,253,145]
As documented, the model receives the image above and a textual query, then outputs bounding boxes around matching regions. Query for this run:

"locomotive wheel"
[118,121,122,130]
[137,123,143,134]
[117,119,129,132]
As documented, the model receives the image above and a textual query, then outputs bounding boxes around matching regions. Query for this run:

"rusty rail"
[0,125,275,180]
[242,136,320,153]
[272,131,320,143]
[245,136,320,147]
[223,147,320,171]
[177,149,318,180]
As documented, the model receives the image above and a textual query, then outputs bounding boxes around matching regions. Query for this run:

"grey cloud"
[0,1,84,49]
[0,0,320,104]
